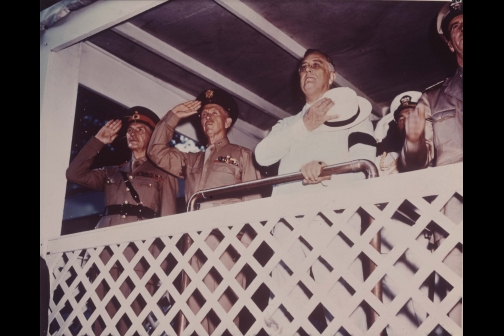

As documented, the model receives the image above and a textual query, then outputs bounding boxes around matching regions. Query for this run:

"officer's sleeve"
[66,137,107,191]
[147,111,188,178]
[400,93,434,170]
[240,149,262,202]
[347,117,377,162]
[254,113,309,166]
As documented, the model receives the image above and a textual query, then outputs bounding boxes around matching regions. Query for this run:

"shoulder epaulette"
[423,80,445,92]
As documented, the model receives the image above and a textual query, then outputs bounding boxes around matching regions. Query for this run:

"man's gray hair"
[302,49,335,73]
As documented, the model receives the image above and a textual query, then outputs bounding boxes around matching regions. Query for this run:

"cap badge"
[132,111,140,120]
[450,2,462,11]
[205,90,214,99]
[400,95,411,106]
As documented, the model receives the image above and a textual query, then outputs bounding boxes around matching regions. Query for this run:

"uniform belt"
[103,204,157,219]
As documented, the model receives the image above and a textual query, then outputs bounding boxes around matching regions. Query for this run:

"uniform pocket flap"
[211,163,238,175]
[432,109,456,122]
[135,178,160,188]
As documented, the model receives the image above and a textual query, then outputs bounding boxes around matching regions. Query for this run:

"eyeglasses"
[298,62,323,74]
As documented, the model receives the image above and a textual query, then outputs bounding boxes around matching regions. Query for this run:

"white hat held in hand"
[314,87,372,132]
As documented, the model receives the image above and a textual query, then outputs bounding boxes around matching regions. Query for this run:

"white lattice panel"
[45,163,463,336]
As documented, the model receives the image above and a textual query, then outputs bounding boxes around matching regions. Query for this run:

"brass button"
[149,183,152,187]
[126,188,130,192]
[124,200,128,204]
[128,175,133,180]
[121,215,126,219]
[106,180,110,184]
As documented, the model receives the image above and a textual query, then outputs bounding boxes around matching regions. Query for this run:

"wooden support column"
[40,43,82,255]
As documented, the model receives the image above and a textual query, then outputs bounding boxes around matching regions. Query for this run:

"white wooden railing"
[44,163,462,336]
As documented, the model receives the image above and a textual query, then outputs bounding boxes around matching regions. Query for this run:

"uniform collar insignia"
[211,137,230,150]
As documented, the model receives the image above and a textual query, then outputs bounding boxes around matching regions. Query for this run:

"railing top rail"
[45,162,462,255]
[187,159,379,212]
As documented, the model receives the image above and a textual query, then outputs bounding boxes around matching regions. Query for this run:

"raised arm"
[254,112,309,167]
[400,93,434,171]
[66,119,122,191]
[147,101,201,178]
[255,98,335,166]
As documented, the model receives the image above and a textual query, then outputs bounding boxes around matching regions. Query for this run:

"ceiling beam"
[112,22,291,121]
[133,71,267,141]
[80,42,266,150]
[40,0,169,52]
[213,0,386,117]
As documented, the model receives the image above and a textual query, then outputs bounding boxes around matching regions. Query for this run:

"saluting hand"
[95,119,122,144]
[405,104,426,145]
[303,97,336,131]
[301,160,331,185]
[170,100,202,119]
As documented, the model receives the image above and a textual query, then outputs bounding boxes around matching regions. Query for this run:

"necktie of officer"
[204,144,215,164]
[132,157,146,171]
[132,161,140,171]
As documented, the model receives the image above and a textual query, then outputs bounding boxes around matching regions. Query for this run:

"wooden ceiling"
[82,0,455,132]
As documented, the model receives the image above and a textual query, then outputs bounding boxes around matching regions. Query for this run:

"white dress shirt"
[255,103,376,196]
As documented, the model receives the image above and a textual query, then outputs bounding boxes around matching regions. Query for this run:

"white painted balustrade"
[45,163,462,336]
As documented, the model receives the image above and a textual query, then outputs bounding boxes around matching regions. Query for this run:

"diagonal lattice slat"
[46,165,463,336]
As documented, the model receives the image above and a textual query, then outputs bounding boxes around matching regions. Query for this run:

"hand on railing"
[187,159,378,212]
[301,160,331,184]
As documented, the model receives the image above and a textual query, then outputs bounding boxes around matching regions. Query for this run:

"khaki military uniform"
[400,68,463,328]
[401,67,463,168]
[66,136,179,335]
[66,136,179,225]
[148,111,261,333]
[149,111,261,206]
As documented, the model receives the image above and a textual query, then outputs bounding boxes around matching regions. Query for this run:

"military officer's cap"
[124,106,160,130]
[390,91,422,121]
[374,90,422,143]
[437,1,463,42]
[196,88,239,126]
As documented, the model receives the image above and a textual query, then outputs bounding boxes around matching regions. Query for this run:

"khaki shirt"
[66,137,179,228]
[401,68,463,168]
[148,111,262,207]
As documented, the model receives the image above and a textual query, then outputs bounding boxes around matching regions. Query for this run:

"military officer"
[401,1,463,169]
[375,91,422,175]
[148,88,261,334]
[66,106,178,226]
[66,106,179,335]
[400,2,463,331]
[148,88,261,208]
